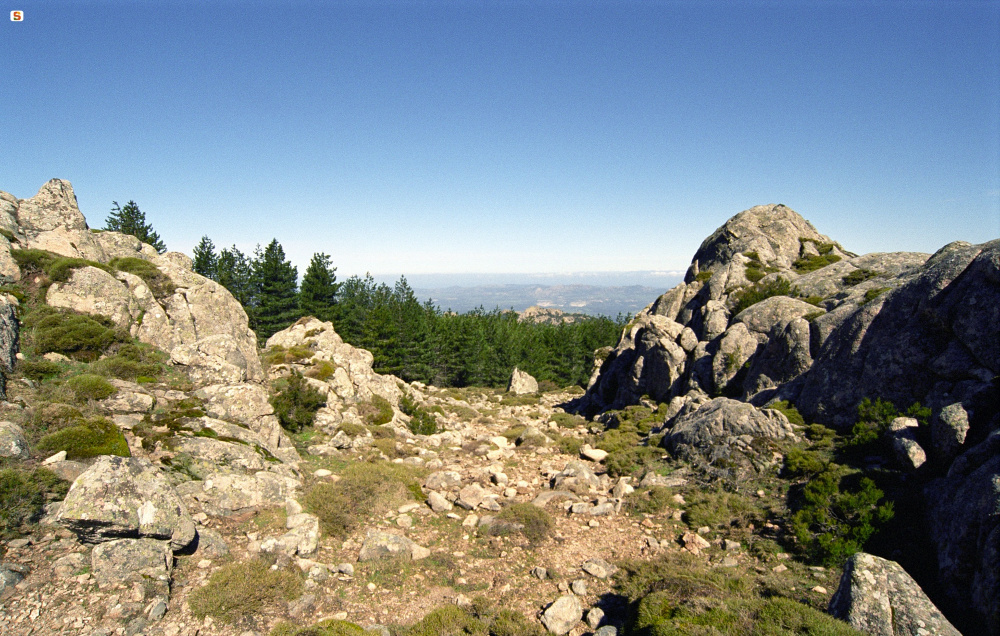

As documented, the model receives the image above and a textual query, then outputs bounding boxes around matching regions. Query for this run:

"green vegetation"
[549,412,586,428]
[303,461,424,538]
[22,306,129,361]
[0,468,69,538]
[400,392,438,435]
[105,200,166,253]
[793,253,842,273]
[694,270,713,283]
[107,257,176,298]
[616,552,862,635]
[842,268,879,287]
[742,251,779,283]
[66,374,117,401]
[489,502,554,545]
[399,600,545,636]
[862,287,890,304]
[90,343,165,380]
[767,400,805,426]
[731,278,793,315]
[17,358,64,381]
[36,416,130,459]
[298,252,340,323]
[789,467,894,567]
[269,372,326,433]
[271,619,375,636]
[625,485,674,516]
[358,394,394,426]
[188,557,303,624]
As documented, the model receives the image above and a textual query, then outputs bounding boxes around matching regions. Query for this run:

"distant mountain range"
[411,283,667,317]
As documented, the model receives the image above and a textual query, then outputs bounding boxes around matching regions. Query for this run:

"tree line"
[191,235,625,389]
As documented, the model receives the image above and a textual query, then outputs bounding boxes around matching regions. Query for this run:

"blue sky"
[3,0,998,280]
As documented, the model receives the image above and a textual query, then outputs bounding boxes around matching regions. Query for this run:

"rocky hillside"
[0,183,990,636]
[575,203,999,634]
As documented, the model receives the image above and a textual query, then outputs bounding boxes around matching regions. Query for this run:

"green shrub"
[793,253,842,273]
[731,278,793,315]
[842,268,878,287]
[303,461,423,538]
[625,486,674,516]
[305,360,335,381]
[789,467,894,566]
[358,394,394,426]
[783,448,828,478]
[684,489,762,530]
[469,598,545,636]
[67,374,117,401]
[37,416,130,459]
[490,502,553,545]
[605,445,661,477]
[695,270,714,283]
[400,393,437,436]
[108,257,176,299]
[188,558,303,624]
[550,412,586,428]
[555,435,583,456]
[499,393,539,406]
[0,468,69,538]
[767,400,804,426]
[24,306,129,361]
[18,359,64,381]
[91,343,165,380]
[804,310,825,322]
[11,248,112,283]
[405,605,487,636]
[862,287,890,304]
[270,619,374,636]
[270,372,326,433]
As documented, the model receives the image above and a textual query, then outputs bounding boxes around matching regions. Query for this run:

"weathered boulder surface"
[0,421,29,459]
[357,530,429,562]
[925,425,1000,635]
[266,317,402,407]
[666,397,796,455]
[56,456,196,550]
[798,239,999,427]
[828,552,960,636]
[540,595,583,635]
[0,296,18,400]
[507,367,538,395]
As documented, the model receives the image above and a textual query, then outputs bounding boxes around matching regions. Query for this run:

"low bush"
[404,605,487,636]
[625,485,674,516]
[271,619,374,636]
[400,393,437,435]
[684,488,763,531]
[91,343,165,380]
[0,467,69,538]
[303,461,424,538]
[188,557,303,625]
[67,374,117,401]
[767,400,805,426]
[863,287,890,304]
[490,502,553,545]
[789,467,894,566]
[604,445,661,477]
[555,434,583,456]
[731,278,793,315]
[270,372,326,433]
[550,412,586,428]
[793,253,842,273]
[694,270,714,283]
[305,360,335,381]
[499,393,539,406]
[108,257,176,299]
[783,447,828,478]
[36,416,130,459]
[18,359,64,381]
[11,248,112,283]
[23,306,129,361]
[358,394,394,426]
[842,268,878,286]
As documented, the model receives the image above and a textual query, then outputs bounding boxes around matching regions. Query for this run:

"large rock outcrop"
[829,552,961,636]
[2,179,263,387]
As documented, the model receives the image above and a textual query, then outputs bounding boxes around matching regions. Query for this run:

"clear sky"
[3,0,998,279]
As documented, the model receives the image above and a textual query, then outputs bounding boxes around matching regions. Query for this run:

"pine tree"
[192,236,218,280]
[298,252,340,322]
[216,245,254,311]
[252,239,299,343]
[105,201,166,253]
